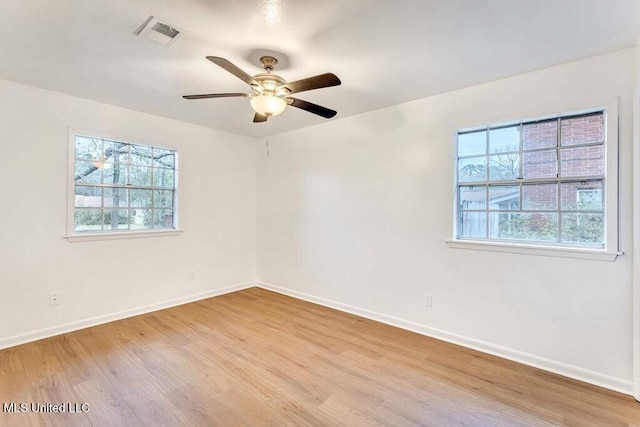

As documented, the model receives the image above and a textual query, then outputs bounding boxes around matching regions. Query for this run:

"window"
[68,131,178,239]
[453,108,618,256]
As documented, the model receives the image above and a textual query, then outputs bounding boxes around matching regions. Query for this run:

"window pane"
[523,149,557,179]
[75,186,101,208]
[458,212,486,238]
[561,213,603,244]
[130,189,152,208]
[153,168,175,188]
[489,153,520,181]
[154,209,174,229]
[102,163,127,185]
[458,131,486,157]
[489,212,557,242]
[560,181,603,210]
[75,136,102,161]
[489,126,519,154]
[459,186,486,210]
[489,186,520,210]
[75,209,102,232]
[103,208,129,231]
[523,120,557,150]
[129,145,153,166]
[129,166,152,186]
[153,148,175,168]
[130,209,152,230]
[154,190,174,208]
[560,114,604,146]
[104,188,128,208]
[522,183,557,210]
[559,145,604,177]
[75,161,102,184]
[104,141,128,164]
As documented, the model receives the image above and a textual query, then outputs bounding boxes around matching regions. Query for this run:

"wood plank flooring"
[1,287,639,426]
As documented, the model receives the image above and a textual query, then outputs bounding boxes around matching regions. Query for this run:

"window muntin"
[72,134,177,234]
[456,111,605,248]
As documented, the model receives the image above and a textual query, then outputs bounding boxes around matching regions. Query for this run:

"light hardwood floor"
[1,287,639,426]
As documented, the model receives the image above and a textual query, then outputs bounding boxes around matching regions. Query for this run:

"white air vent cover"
[137,16,183,46]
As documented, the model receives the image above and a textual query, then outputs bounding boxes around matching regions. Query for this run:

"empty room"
[2,0,640,425]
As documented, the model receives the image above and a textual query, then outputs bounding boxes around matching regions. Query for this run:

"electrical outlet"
[189,271,196,281]
[424,293,432,307]
[49,293,60,306]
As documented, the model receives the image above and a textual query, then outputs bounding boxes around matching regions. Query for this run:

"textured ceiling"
[0,0,639,138]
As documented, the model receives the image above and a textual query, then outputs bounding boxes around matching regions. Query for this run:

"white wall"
[257,48,635,392]
[0,78,257,347]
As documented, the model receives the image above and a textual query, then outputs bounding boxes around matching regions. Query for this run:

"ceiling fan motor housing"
[252,73,286,93]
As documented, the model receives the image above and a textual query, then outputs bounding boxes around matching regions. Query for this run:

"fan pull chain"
[266,118,271,156]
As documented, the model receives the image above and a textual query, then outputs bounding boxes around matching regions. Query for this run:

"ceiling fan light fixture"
[250,93,287,116]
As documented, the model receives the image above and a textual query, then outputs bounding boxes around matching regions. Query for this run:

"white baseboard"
[0,281,256,351]
[257,281,633,395]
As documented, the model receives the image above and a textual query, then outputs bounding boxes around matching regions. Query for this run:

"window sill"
[445,239,621,262]
[65,229,183,242]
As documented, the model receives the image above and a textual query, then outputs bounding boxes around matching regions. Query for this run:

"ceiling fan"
[183,56,341,123]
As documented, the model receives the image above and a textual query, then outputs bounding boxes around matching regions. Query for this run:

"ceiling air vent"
[136,16,183,46]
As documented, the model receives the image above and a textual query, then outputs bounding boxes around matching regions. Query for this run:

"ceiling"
[0,0,639,138]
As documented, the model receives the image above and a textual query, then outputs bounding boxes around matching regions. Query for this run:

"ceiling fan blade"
[253,113,268,123]
[279,73,341,95]
[206,56,260,87]
[183,93,251,100]
[287,97,337,119]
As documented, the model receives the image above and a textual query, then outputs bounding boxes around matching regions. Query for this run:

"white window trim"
[66,229,183,243]
[445,239,620,262]
[65,128,182,242]
[448,98,620,261]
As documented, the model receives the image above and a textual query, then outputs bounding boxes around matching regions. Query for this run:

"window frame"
[65,128,182,242]
[447,100,620,261]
